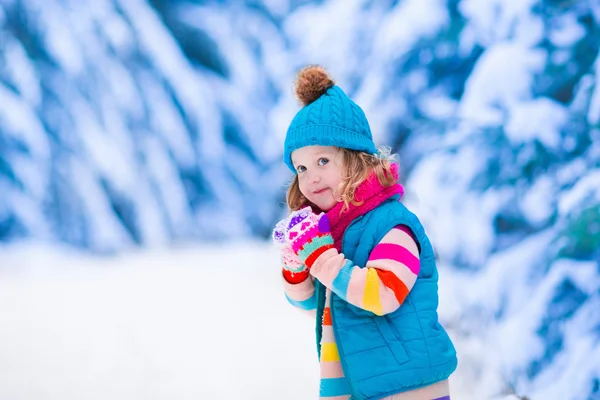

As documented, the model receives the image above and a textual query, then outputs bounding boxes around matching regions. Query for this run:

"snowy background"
[1,0,599,399]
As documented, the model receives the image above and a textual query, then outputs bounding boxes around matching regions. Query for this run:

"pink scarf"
[324,164,404,252]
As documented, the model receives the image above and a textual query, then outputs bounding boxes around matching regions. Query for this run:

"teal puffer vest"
[314,197,457,399]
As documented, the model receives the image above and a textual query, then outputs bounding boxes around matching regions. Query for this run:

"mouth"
[313,188,329,195]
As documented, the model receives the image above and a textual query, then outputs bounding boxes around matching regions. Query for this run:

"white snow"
[549,14,586,47]
[0,241,520,400]
[0,84,50,162]
[459,42,546,126]
[67,157,135,251]
[117,0,224,161]
[520,175,555,226]
[504,97,567,149]
[373,0,448,58]
[459,0,542,46]
[1,0,599,399]
[0,242,318,399]
[558,169,600,216]
[3,36,41,106]
[588,54,600,125]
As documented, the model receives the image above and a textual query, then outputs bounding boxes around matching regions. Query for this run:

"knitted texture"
[273,215,310,284]
[283,207,335,268]
[281,245,309,284]
[284,86,377,172]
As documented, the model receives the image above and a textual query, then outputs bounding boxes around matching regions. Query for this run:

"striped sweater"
[283,225,451,400]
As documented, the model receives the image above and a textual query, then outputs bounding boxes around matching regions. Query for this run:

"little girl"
[273,66,457,400]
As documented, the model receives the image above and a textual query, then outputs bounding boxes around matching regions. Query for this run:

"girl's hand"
[284,207,335,268]
[272,216,290,246]
[273,214,309,283]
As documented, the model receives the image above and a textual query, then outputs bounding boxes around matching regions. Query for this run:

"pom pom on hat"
[294,65,335,106]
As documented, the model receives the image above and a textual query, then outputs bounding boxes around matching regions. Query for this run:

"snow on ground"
[0,241,516,400]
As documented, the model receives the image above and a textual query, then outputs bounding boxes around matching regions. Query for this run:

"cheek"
[333,175,343,188]
[297,178,310,197]
[326,170,343,189]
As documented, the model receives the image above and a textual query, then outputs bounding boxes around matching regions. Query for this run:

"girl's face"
[291,145,344,212]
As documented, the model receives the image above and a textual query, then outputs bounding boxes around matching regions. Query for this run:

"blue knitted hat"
[284,66,377,172]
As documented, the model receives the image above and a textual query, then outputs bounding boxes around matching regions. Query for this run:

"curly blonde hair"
[286,147,398,213]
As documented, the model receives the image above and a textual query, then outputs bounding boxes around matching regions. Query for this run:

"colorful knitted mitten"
[284,207,335,268]
[273,216,309,283]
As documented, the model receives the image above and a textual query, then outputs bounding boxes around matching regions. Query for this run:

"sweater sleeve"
[282,273,317,311]
[309,225,420,316]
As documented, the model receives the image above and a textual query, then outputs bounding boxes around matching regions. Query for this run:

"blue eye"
[318,158,329,166]
[296,165,306,173]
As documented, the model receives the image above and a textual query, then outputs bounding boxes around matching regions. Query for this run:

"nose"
[310,171,321,184]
